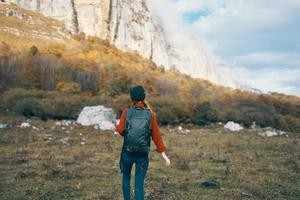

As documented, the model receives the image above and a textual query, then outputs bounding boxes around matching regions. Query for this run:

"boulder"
[259,127,286,137]
[20,122,31,128]
[0,123,11,129]
[224,121,244,132]
[77,106,116,130]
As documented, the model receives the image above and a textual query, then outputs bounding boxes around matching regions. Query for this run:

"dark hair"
[130,85,146,101]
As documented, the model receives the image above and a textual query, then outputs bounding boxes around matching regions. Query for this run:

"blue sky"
[148,0,300,96]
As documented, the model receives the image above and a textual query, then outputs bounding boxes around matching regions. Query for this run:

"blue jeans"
[120,150,149,200]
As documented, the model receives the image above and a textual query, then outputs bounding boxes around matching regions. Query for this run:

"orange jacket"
[115,101,166,153]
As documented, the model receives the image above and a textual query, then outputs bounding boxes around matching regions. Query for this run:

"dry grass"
[0,119,299,200]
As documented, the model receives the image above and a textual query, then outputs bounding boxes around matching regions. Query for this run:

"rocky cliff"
[0,3,70,42]
[2,0,237,88]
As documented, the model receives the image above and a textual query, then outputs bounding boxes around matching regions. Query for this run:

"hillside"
[0,3,300,132]
[2,0,237,88]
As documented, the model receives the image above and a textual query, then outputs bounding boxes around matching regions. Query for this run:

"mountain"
[2,0,237,88]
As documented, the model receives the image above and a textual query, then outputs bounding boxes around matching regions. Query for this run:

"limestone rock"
[77,106,116,130]
[258,127,286,137]
[224,121,244,132]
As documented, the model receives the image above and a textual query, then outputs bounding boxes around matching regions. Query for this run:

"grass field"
[0,119,299,200]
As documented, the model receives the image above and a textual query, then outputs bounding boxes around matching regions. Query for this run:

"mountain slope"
[2,0,237,88]
[0,3,70,43]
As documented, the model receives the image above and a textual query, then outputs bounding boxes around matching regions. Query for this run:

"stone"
[251,121,257,129]
[224,121,244,132]
[20,122,31,128]
[77,105,116,130]
[0,123,11,129]
[32,126,39,130]
[55,120,73,127]
[258,127,286,137]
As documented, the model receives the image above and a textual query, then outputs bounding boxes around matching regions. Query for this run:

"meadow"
[0,119,299,200]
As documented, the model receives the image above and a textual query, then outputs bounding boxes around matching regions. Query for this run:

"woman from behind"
[116,85,170,200]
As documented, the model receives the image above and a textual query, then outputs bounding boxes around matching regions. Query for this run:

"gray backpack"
[122,106,152,156]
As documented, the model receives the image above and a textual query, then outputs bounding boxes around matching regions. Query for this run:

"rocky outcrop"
[2,0,237,88]
[0,3,70,41]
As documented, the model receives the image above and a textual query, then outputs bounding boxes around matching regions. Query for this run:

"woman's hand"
[161,152,171,166]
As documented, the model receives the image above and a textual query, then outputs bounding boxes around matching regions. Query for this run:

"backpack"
[122,106,152,156]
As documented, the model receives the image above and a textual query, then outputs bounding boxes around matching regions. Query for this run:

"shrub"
[15,97,47,118]
[110,94,131,117]
[0,88,45,110]
[55,81,81,93]
[191,102,217,125]
[149,96,190,125]
[281,115,300,132]
[0,88,95,120]
[104,75,132,97]
[16,54,42,89]
[42,94,84,119]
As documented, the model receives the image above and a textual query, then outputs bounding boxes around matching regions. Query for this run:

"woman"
[116,85,171,200]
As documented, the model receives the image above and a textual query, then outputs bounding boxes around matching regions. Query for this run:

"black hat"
[130,85,146,101]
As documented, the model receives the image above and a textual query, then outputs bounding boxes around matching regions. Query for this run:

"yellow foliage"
[79,91,93,97]
[55,81,81,93]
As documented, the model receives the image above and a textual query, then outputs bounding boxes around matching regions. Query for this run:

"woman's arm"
[115,108,128,136]
[161,152,171,166]
[150,112,166,152]
[151,112,171,166]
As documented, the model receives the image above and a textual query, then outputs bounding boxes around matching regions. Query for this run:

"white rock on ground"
[55,120,73,127]
[20,122,31,128]
[60,137,70,145]
[32,126,39,130]
[176,126,191,134]
[259,127,286,137]
[77,106,116,130]
[251,121,257,129]
[182,129,191,134]
[0,124,10,129]
[224,121,244,132]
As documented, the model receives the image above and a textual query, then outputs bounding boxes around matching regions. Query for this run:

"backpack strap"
[125,106,134,132]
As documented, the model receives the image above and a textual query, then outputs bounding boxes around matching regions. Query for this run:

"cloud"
[235,52,300,69]
[147,0,300,96]
[232,66,300,96]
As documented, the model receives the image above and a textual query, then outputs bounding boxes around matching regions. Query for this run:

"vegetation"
[0,123,299,200]
[0,88,113,120]
[0,37,300,132]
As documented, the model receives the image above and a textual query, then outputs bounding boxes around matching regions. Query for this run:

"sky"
[147,0,300,96]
